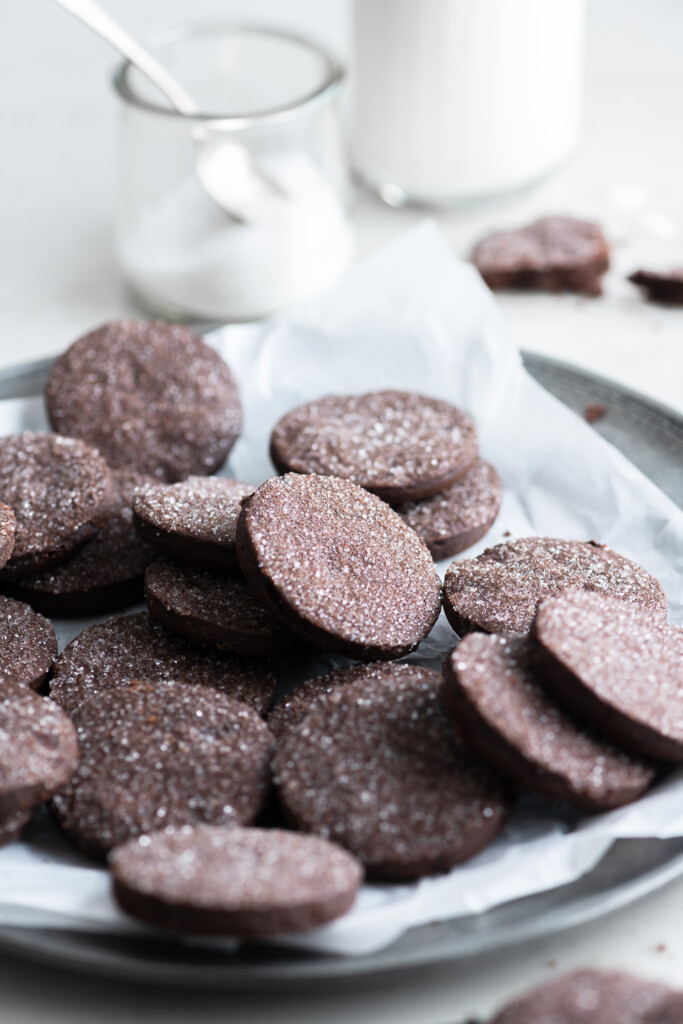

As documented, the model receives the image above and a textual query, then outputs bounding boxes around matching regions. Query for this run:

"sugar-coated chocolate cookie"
[237,474,442,660]
[0,504,15,571]
[46,320,242,482]
[0,432,111,579]
[8,470,156,617]
[111,825,363,937]
[490,969,678,1024]
[395,459,502,560]
[0,686,78,819]
[270,391,479,503]
[443,537,667,637]
[52,681,273,860]
[0,594,57,690]
[443,634,654,810]
[530,590,683,761]
[267,663,373,739]
[145,559,291,657]
[629,268,683,306]
[472,216,609,296]
[133,477,254,574]
[49,611,276,715]
[274,663,506,880]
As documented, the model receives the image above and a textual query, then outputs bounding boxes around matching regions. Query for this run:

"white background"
[1,0,683,1020]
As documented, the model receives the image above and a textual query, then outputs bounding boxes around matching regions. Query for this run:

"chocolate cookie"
[530,590,683,761]
[111,825,363,937]
[0,504,15,570]
[52,681,273,859]
[8,470,156,617]
[443,634,654,810]
[395,459,502,560]
[237,474,442,660]
[0,432,111,579]
[268,663,372,739]
[145,559,291,657]
[273,663,506,880]
[270,391,479,503]
[0,686,78,819]
[45,320,242,482]
[0,594,57,690]
[472,216,610,296]
[49,611,276,715]
[133,477,254,573]
[490,969,678,1024]
[629,268,683,305]
[443,537,667,637]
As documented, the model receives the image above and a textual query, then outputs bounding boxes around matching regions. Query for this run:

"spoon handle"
[51,0,199,115]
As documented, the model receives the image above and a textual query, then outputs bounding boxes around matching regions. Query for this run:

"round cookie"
[0,594,57,690]
[270,391,479,503]
[52,681,273,860]
[46,320,242,482]
[8,470,156,617]
[443,634,654,810]
[111,825,363,937]
[133,477,254,574]
[0,504,15,571]
[268,662,382,739]
[273,663,506,880]
[0,686,78,819]
[49,611,276,716]
[0,432,111,579]
[490,969,677,1024]
[145,559,291,657]
[395,459,502,560]
[443,537,667,637]
[530,590,683,761]
[236,474,442,661]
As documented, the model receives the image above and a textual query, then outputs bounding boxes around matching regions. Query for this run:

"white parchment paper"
[0,222,682,956]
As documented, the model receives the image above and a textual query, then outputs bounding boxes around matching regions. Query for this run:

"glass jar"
[113,22,353,322]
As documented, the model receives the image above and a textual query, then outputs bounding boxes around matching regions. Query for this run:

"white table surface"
[1,0,683,1019]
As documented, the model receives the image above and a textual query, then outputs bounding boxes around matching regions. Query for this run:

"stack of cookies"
[0,316,679,945]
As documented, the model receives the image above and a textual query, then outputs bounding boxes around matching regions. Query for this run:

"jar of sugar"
[113,22,353,322]
[351,0,586,206]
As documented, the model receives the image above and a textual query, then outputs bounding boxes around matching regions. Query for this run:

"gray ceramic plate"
[0,352,681,990]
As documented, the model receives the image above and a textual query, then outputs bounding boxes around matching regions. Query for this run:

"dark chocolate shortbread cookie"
[443,537,667,637]
[0,504,15,571]
[530,590,683,761]
[270,391,478,503]
[472,216,609,296]
[0,432,111,579]
[111,825,363,937]
[274,663,506,880]
[52,681,273,859]
[629,268,683,305]
[237,474,442,660]
[268,662,376,739]
[46,320,242,482]
[0,594,57,690]
[443,633,654,810]
[49,611,276,715]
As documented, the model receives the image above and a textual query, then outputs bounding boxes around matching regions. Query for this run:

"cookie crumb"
[585,403,608,424]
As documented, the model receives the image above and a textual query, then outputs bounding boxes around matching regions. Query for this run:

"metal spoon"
[52,0,280,223]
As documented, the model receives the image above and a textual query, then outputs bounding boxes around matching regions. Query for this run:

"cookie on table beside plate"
[442,634,654,810]
[273,663,506,880]
[145,558,292,657]
[472,215,609,296]
[530,589,683,761]
[443,536,667,637]
[7,469,156,617]
[629,268,683,306]
[270,390,479,503]
[49,611,276,716]
[132,477,254,574]
[0,594,57,691]
[395,458,502,560]
[0,432,111,579]
[111,825,363,938]
[52,681,274,860]
[45,320,242,482]
[236,473,442,660]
